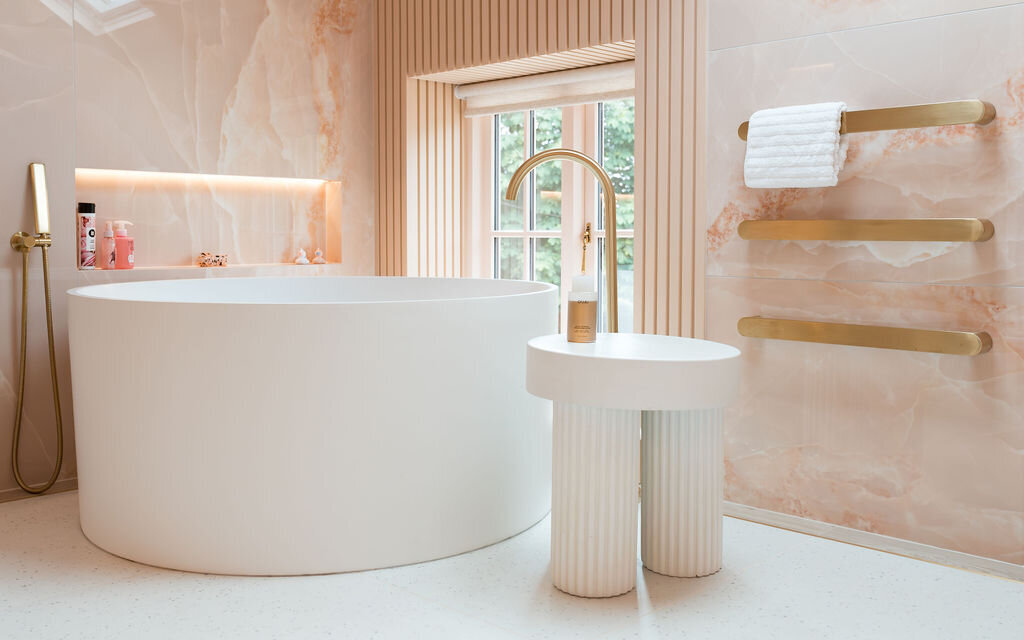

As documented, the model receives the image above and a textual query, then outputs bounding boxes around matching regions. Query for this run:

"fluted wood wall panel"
[376,1,705,337]
[376,0,636,276]
[634,0,705,337]
[407,80,464,276]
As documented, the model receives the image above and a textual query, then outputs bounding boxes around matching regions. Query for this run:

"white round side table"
[527,333,740,597]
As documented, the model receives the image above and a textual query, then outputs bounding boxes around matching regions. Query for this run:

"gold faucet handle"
[581,223,592,273]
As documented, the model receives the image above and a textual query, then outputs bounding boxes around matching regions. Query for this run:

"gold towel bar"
[738,99,996,141]
[737,317,992,356]
[738,218,994,242]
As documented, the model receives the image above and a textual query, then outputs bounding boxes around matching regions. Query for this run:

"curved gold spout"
[504,148,618,333]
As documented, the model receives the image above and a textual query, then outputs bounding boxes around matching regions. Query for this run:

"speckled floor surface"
[1,492,1021,639]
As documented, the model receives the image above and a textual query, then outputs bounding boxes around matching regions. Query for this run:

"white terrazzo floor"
[1,492,1021,639]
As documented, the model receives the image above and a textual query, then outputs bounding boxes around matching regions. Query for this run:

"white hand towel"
[743,102,848,188]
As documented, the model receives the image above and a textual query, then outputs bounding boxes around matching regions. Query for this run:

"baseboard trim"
[724,501,1023,582]
[0,477,78,504]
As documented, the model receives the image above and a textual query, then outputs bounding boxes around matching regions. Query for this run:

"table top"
[526,333,741,411]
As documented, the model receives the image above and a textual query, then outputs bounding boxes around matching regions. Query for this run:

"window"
[487,99,635,332]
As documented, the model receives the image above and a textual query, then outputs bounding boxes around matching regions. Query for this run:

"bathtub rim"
[66,275,558,307]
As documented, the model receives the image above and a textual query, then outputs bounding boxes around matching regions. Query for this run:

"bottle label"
[567,300,597,343]
[78,214,96,269]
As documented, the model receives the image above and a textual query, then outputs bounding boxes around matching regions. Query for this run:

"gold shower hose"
[10,239,64,494]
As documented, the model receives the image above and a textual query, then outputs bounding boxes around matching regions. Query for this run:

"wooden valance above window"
[454,61,635,117]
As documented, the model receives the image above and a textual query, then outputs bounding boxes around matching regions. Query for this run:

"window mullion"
[524,110,532,279]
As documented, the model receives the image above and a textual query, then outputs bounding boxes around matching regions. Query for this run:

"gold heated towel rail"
[738,218,994,242]
[737,99,996,140]
[737,317,992,356]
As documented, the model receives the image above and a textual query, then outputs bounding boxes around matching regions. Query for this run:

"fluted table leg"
[641,408,724,578]
[551,402,641,597]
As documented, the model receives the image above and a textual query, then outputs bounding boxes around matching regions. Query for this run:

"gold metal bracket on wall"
[737,99,996,140]
[737,317,992,356]
[738,218,994,242]
[10,231,51,251]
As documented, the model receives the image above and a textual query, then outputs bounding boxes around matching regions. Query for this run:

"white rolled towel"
[743,102,848,188]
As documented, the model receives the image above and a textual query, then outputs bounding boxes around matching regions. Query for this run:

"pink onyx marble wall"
[1,1,78,499]
[707,2,1024,563]
[0,0,374,499]
[74,0,375,270]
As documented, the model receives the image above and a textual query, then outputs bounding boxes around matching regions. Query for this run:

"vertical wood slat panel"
[399,3,409,275]
[578,0,590,51]
[692,0,707,338]
[429,0,437,74]
[632,0,705,336]
[682,0,697,336]
[376,1,644,278]
[657,0,671,334]
[400,1,637,79]
[428,81,437,274]
[498,0,509,60]
[547,0,559,53]
[633,0,647,328]
[641,0,659,331]
[480,0,490,69]
[667,0,683,337]
[376,0,385,275]
[526,0,537,58]
[622,0,634,38]
[567,0,579,51]
[388,0,397,274]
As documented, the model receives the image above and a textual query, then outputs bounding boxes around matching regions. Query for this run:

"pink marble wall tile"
[0,2,79,498]
[706,277,1024,564]
[709,0,1013,50]
[708,5,1024,287]
[1,0,376,499]
[74,0,376,273]
[706,4,1024,563]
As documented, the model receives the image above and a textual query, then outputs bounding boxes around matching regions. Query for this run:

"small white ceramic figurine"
[294,248,310,265]
[312,248,327,264]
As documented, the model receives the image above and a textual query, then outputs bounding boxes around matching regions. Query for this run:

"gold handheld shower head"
[10,162,64,494]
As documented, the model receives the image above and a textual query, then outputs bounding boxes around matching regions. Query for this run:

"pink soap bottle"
[113,220,135,269]
[100,221,116,269]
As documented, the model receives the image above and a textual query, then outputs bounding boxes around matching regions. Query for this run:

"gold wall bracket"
[737,316,992,356]
[738,99,996,140]
[11,231,52,251]
[738,218,994,242]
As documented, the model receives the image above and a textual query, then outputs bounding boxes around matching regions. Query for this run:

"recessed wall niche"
[72,0,348,269]
[75,169,340,268]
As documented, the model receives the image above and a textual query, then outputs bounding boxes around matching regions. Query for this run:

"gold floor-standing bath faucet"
[10,163,64,494]
[504,148,619,333]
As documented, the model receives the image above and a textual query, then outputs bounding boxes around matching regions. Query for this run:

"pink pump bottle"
[100,221,116,269]
[113,220,134,269]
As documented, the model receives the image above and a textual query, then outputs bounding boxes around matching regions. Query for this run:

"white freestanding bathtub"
[67,276,557,575]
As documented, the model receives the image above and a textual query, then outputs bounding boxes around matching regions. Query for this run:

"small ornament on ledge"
[197,252,228,267]
[311,248,327,264]
[294,248,310,265]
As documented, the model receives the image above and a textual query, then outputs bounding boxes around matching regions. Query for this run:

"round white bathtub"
[67,276,557,575]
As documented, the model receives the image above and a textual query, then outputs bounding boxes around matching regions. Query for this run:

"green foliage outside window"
[602,99,635,268]
[495,100,634,292]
